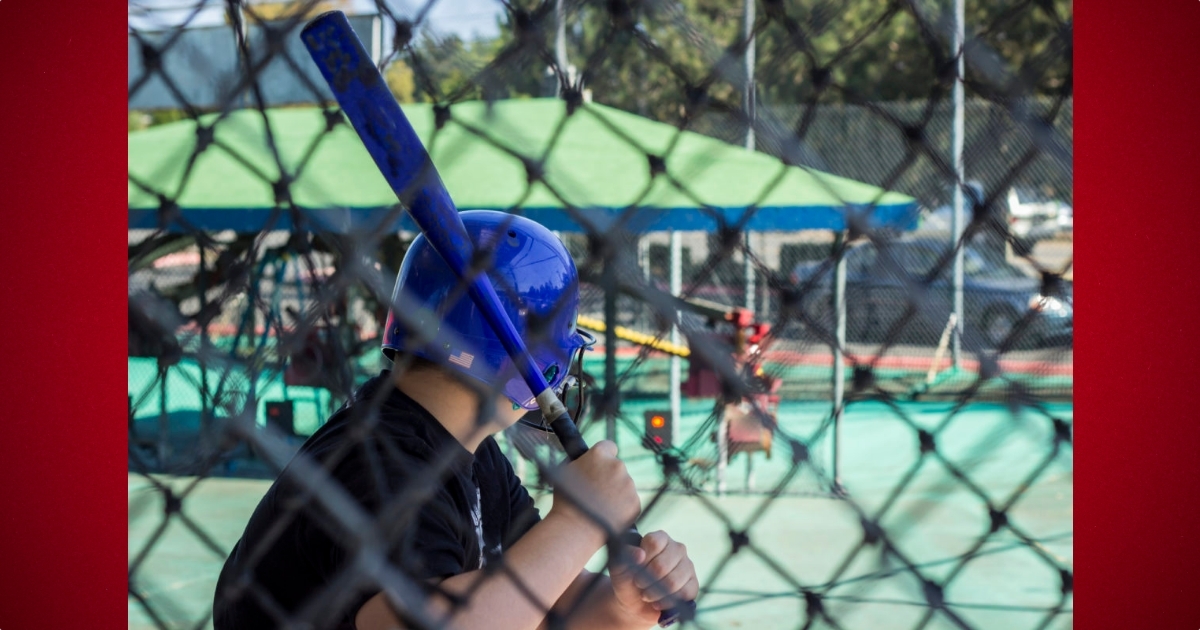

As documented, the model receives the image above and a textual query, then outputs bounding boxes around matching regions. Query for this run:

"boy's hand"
[609,531,699,622]
[549,440,641,536]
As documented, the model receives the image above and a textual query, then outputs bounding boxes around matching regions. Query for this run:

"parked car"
[789,236,1072,349]
[1006,187,1072,240]
[923,185,1072,243]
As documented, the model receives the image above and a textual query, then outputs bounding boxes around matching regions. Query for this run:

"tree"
[387,29,548,103]
[397,0,1071,122]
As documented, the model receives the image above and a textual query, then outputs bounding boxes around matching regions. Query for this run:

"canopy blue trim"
[129,202,920,234]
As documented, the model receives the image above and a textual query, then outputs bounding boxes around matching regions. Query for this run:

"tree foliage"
[389,28,548,103]
[392,0,1071,123]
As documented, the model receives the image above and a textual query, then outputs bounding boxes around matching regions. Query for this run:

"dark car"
[789,236,1072,349]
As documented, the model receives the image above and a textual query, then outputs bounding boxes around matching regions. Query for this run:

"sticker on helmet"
[448,350,475,369]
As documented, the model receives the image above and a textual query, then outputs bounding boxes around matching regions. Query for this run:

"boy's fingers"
[683,574,699,601]
[610,545,646,578]
[635,541,686,589]
[639,530,671,556]
[641,559,698,605]
[592,440,618,458]
[650,575,700,610]
[623,532,697,606]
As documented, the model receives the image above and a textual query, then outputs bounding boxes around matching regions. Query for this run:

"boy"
[214,211,698,629]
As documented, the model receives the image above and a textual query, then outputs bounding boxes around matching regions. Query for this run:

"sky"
[127,0,508,41]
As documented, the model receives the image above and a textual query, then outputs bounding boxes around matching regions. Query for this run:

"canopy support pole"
[831,230,847,496]
[669,231,682,450]
[603,254,618,443]
[744,232,755,313]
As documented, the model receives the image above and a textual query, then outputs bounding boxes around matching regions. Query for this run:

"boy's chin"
[489,401,531,429]
[506,409,535,428]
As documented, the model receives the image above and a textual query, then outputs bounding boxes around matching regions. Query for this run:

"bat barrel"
[300,11,466,267]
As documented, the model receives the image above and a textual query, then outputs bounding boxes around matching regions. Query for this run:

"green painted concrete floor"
[129,401,1072,629]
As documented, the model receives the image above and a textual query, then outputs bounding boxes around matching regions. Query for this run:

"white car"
[1006,187,1072,240]
[921,186,1072,242]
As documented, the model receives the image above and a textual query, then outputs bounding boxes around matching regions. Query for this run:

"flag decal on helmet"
[448,350,475,369]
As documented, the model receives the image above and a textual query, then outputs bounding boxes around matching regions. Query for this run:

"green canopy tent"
[128,99,920,490]
[129,99,917,233]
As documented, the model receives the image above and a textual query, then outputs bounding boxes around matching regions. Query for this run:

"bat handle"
[547,409,590,460]
[543,406,696,627]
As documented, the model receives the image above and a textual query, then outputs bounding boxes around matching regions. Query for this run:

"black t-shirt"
[213,372,541,630]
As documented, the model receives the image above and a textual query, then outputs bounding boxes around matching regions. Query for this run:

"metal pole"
[669,231,682,449]
[744,234,755,313]
[950,0,965,368]
[831,231,846,495]
[555,0,567,95]
[371,13,383,64]
[742,0,756,152]
[716,405,728,495]
[158,365,172,468]
[640,236,651,330]
[226,0,248,109]
[603,248,618,444]
[741,0,757,313]
[640,236,650,284]
[199,244,211,450]
[745,448,754,492]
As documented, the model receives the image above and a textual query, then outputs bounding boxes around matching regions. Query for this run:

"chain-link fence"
[128,0,1072,627]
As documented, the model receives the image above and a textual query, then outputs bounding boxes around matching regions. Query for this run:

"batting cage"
[127,0,1072,628]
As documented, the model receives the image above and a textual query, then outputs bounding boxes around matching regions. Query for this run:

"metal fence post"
[832,230,846,496]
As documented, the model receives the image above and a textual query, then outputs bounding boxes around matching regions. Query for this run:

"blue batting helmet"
[382,211,589,410]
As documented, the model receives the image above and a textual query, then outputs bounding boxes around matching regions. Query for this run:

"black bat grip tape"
[547,411,696,627]
[548,413,590,461]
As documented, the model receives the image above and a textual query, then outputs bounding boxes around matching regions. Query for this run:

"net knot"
[729,529,750,554]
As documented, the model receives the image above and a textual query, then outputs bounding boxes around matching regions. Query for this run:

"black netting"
[128,0,1072,628]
